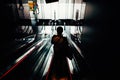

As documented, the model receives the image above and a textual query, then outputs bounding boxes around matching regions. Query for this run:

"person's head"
[57,26,63,35]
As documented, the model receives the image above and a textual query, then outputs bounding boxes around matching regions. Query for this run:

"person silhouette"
[33,2,39,14]
[50,26,70,80]
[18,0,24,10]
[51,26,68,55]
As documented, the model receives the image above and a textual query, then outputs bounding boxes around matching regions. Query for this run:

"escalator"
[0,33,93,80]
[0,38,51,80]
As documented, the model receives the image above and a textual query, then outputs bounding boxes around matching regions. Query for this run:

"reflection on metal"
[67,57,74,74]
[71,40,83,58]
[15,39,44,63]
[42,45,54,76]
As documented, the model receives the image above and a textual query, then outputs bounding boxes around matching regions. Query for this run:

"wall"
[81,0,118,80]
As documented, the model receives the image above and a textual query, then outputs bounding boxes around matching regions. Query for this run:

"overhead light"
[45,0,59,3]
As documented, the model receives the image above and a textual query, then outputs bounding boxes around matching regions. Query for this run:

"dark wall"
[81,0,118,80]
[0,1,17,53]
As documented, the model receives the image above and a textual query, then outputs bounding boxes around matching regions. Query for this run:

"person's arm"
[51,35,55,44]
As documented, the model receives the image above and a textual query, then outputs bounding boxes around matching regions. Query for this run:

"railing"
[0,38,50,80]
